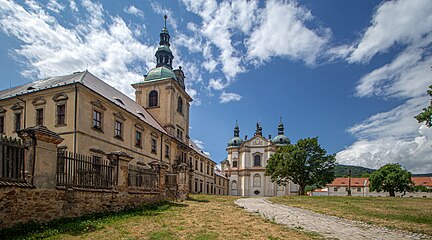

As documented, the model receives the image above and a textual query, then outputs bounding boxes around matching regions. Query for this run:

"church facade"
[221,121,299,197]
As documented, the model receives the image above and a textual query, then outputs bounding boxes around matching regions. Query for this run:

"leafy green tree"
[415,85,432,127]
[369,163,413,197]
[265,137,336,195]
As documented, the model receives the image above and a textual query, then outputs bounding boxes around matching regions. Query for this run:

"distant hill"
[334,165,375,178]
[334,164,432,177]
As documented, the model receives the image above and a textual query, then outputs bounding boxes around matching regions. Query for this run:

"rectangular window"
[334,187,338,192]
[195,160,198,170]
[232,161,238,168]
[207,165,209,174]
[135,131,142,147]
[195,180,198,192]
[0,115,4,134]
[200,161,203,172]
[14,113,21,131]
[345,187,349,192]
[165,145,170,158]
[151,138,157,154]
[177,129,183,140]
[357,188,361,192]
[36,108,44,126]
[200,181,203,193]
[57,104,65,125]
[93,110,102,130]
[114,121,122,138]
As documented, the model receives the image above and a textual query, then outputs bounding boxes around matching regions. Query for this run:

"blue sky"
[0,0,431,173]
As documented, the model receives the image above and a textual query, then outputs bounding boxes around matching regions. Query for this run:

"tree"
[369,163,413,197]
[265,137,336,195]
[415,85,432,127]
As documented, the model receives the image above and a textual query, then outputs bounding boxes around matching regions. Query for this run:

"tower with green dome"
[227,121,243,147]
[272,118,290,146]
[132,15,192,144]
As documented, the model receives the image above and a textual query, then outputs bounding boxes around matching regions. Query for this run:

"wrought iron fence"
[57,150,116,189]
[128,164,158,191]
[165,173,177,189]
[0,136,25,182]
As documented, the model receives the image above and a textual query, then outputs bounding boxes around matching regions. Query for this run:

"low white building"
[325,177,432,197]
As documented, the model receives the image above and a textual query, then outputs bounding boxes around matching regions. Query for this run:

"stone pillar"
[17,126,64,189]
[107,151,133,192]
[149,160,168,199]
[177,162,189,200]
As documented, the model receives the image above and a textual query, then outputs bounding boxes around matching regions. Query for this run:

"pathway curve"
[235,198,431,240]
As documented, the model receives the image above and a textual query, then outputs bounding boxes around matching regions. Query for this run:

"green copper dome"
[145,66,177,82]
[272,118,290,146]
[228,137,243,147]
[272,135,290,146]
[228,121,243,147]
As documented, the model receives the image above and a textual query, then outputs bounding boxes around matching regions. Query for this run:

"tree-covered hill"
[334,165,375,177]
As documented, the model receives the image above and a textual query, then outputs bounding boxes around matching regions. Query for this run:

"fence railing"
[128,164,158,192]
[165,174,177,189]
[0,136,25,182]
[57,150,116,189]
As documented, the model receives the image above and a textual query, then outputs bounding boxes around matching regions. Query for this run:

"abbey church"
[222,120,299,197]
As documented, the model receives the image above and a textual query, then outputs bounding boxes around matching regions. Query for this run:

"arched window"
[253,174,261,187]
[254,155,261,167]
[231,180,237,190]
[149,90,158,107]
[177,97,183,114]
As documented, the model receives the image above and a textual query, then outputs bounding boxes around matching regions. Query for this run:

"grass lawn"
[270,196,432,235]
[1,195,315,240]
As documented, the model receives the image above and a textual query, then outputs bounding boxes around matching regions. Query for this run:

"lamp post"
[347,168,352,196]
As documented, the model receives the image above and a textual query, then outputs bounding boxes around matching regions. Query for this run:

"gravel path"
[235,198,431,240]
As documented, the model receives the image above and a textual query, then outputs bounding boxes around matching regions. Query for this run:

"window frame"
[164,144,170,158]
[56,103,66,126]
[253,155,261,167]
[114,120,123,139]
[177,97,183,114]
[135,131,142,148]
[35,108,44,126]
[92,109,103,131]
[148,90,158,108]
[151,138,157,154]
[14,112,22,132]
[232,160,238,168]
[0,114,5,134]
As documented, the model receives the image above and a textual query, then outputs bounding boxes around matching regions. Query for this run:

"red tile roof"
[412,177,432,187]
[327,178,369,187]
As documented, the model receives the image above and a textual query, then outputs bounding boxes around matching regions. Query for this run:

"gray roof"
[0,71,167,134]
[189,139,213,161]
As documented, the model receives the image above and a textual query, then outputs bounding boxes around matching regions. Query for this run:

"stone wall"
[0,187,161,228]
[0,126,174,229]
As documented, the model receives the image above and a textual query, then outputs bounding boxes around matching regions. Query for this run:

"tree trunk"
[298,184,306,195]
[389,189,395,197]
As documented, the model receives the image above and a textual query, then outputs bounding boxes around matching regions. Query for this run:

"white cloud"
[336,0,432,173]
[246,0,330,66]
[150,1,177,31]
[347,0,432,63]
[69,0,78,12]
[47,0,65,13]
[208,78,226,91]
[0,0,156,98]
[219,91,241,103]
[123,5,144,18]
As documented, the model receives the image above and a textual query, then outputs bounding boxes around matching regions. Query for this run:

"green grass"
[0,201,173,240]
[270,196,432,235]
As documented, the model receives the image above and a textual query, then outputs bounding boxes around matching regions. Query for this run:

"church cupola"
[273,118,290,146]
[155,15,174,69]
[228,121,243,147]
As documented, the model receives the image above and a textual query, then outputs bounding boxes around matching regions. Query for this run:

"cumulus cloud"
[124,5,144,18]
[336,0,432,173]
[208,78,226,91]
[0,0,156,98]
[246,0,330,65]
[342,0,432,63]
[47,0,65,13]
[219,91,241,103]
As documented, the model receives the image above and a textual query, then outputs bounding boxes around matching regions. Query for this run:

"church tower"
[132,15,192,145]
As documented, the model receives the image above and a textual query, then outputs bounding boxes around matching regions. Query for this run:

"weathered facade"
[222,121,299,197]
